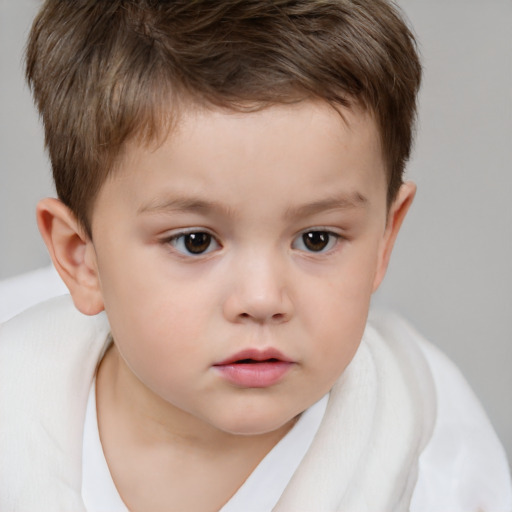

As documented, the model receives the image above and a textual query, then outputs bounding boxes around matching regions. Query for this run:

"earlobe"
[372,181,416,292]
[36,198,104,315]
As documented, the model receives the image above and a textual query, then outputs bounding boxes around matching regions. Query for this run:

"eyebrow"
[284,192,368,220]
[138,192,368,219]
[138,197,237,217]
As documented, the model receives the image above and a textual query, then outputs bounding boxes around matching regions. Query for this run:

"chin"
[215,409,300,437]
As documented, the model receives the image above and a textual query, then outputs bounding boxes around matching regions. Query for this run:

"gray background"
[1,1,511,463]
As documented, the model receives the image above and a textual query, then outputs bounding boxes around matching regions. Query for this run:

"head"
[27,1,421,436]
[26,0,421,235]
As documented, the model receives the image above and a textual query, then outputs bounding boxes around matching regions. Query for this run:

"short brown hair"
[26,0,421,236]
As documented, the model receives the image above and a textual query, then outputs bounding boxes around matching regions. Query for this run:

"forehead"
[99,100,387,223]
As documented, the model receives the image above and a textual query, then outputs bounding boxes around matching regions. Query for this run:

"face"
[88,101,397,436]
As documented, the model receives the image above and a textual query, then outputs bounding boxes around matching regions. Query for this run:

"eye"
[292,230,339,253]
[167,231,220,256]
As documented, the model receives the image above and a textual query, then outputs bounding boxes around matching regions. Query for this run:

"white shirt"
[1,273,509,511]
[82,382,329,512]
[82,339,512,512]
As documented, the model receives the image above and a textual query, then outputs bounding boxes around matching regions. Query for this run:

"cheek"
[297,249,378,372]
[98,259,217,373]
[305,286,367,361]
[110,289,209,353]
[105,293,209,401]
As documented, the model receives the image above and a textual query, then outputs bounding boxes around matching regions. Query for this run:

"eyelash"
[291,230,341,254]
[161,229,342,257]
[162,230,221,257]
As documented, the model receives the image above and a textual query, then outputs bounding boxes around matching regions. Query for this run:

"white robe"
[0,296,511,511]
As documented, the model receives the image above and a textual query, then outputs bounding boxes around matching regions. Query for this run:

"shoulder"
[369,310,512,512]
[0,295,111,511]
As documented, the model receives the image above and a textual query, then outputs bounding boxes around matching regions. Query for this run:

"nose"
[223,251,294,325]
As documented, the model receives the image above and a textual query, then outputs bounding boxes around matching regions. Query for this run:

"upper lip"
[213,348,292,366]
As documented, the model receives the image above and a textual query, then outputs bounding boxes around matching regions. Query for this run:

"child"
[0,1,511,511]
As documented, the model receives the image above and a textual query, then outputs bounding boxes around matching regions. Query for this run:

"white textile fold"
[0,296,110,512]
[3,296,507,512]
[274,313,437,511]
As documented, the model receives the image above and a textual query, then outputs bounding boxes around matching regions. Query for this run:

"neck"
[94,343,298,512]
[97,343,296,449]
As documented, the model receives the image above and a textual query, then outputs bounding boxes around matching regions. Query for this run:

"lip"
[213,348,294,388]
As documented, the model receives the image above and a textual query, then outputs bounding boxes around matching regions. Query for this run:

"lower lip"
[214,361,293,388]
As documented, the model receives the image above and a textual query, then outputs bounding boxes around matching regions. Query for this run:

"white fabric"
[81,335,512,512]
[0,296,109,512]
[82,382,129,512]
[219,393,328,512]
[82,381,329,512]
[274,313,436,512]
[0,265,67,323]
[410,336,512,511]
[1,294,511,511]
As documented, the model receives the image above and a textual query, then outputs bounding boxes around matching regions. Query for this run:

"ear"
[372,181,416,292]
[36,198,104,316]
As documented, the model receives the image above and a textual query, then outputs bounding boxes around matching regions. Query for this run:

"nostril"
[237,312,287,323]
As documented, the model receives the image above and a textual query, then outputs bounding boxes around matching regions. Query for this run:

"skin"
[37,100,415,511]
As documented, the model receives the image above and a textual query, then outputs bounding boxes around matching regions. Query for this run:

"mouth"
[213,349,294,388]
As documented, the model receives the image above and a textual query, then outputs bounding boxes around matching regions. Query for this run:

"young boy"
[0,1,511,511]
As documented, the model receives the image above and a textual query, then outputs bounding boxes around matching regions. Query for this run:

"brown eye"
[303,231,329,251]
[292,230,339,253]
[169,231,220,255]
[184,232,212,254]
